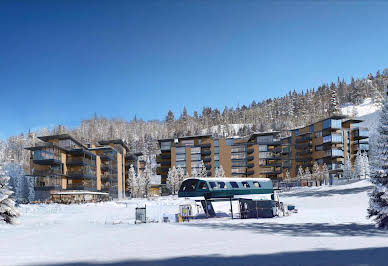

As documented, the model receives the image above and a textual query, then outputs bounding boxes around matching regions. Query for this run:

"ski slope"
[1,180,388,266]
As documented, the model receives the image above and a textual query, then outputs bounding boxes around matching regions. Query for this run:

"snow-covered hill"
[340,98,382,136]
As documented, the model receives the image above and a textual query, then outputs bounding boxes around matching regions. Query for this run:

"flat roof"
[38,134,87,149]
[98,139,130,151]
[248,131,280,141]
[342,118,363,124]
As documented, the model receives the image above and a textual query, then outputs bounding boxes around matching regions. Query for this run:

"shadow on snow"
[43,246,388,266]
[281,185,373,198]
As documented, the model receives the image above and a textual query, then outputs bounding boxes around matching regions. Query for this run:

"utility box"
[135,207,146,224]
[239,199,275,219]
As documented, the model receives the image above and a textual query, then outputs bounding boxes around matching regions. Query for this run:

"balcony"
[247,148,254,154]
[100,153,114,161]
[201,150,211,156]
[32,169,63,176]
[247,156,254,161]
[67,171,97,180]
[296,157,312,162]
[282,147,291,154]
[323,134,343,144]
[352,128,369,140]
[203,157,211,162]
[160,161,171,166]
[323,149,344,158]
[247,163,255,168]
[247,170,254,175]
[67,158,95,166]
[295,143,312,150]
[200,143,211,149]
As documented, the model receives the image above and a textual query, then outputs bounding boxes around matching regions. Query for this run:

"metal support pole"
[230,198,233,219]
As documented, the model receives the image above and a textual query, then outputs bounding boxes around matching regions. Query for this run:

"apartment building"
[283,115,369,179]
[25,134,138,200]
[156,132,283,183]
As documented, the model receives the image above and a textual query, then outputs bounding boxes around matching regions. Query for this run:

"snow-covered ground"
[1,180,388,266]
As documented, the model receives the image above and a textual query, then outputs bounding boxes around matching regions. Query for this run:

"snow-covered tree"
[191,167,199,178]
[321,163,329,185]
[133,171,143,198]
[362,152,370,179]
[215,165,225,177]
[167,166,179,194]
[304,167,311,185]
[329,83,340,115]
[199,160,208,178]
[312,162,320,186]
[0,164,20,224]
[354,150,364,179]
[343,154,353,179]
[297,166,304,183]
[126,164,136,197]
[368,89,388,228]
[285,169,291,184]
[141,158,152,198]
[176,166,185,191]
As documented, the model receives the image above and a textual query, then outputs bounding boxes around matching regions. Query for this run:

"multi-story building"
[284,115,369,179]
[25,134,139,200]
[156,132,283,183]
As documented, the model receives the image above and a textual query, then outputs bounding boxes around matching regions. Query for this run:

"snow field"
[1,180,388,265]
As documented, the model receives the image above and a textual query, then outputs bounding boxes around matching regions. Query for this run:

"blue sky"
[1,1,388,139]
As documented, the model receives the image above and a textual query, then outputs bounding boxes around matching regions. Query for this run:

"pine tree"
[305,167,311,185]
[126,164,136,197]
[329,83,340,115]
[167,166,178,194]
[297,166,304,184]
[285,169,291,184]
[176,167,185,191]
[321,163,329,185]
[215,165,226,177]
[343,154,353,179]
[0,164,20,224]
[312,162,320,186]
[363,152,370,179]
[142,159,152,198]
[200,160,208,178]
[354,150,363,179]
[368,89,388,228]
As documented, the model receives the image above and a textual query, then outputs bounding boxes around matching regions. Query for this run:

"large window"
[231,152,246,160]
[231,145,246,153]
[191,154,201,161]
[176,154,186,161]
[176,147,186,154]
[59,139,79,150]
[323,119,342,129]
[191,147,201,154]
[257,135,273,144]
[160,141,172,151]
[226,139,234,146]
[213,140,219,147]
[259,145,268,152]
[259,152,272,159]
[33,148,60,161]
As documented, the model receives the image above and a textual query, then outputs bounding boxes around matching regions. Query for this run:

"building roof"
[158,134,212,142]
[248,131,280,141]
[342,118,363,124]
[37,134,87,149]
[98,139,130,151]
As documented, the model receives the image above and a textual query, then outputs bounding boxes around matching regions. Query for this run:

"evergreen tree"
[354,150,364,179]
[329,83,339,115]
[321,163,329,185]
[312,162,320,186]
[200,160,208,178]
[215,165,226,177]
[343,154,353,179]
[368,89,388,228]
[176,167,185,191]
[126,164,136,197]
[297,166,304,184]
[363,152,370,179]
[0,164,20,224]
[142,158,152,198]
[167,166,178,195]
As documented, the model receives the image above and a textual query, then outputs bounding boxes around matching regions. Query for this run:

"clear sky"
[1,0,388,139]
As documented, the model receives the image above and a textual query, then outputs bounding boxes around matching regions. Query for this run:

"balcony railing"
[323,149,344,158]
[32,169,63,176]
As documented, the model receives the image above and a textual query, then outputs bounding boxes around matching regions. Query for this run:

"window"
[176,147,186,154]
[309,125,314,133]
[259,145,268,152]
[209,182,217,189]
[217,182,226,189]
[315,145,323,151]
[231,153,246,159]
[214,154,219,161]
[242,182,250,188]
[214,161,219,168]
[257,135,273,144]
[294,129,299,136]
[214,147,219,153]
[314,131,322,138]
[191,147,201,154]
[191,161,201,168]
[176,161,186,167]
[179,179,199,192]
[160,141,172,151]
[231,145,246,153]
[232,160,247,167]
[198,182,208,190]
[226,139,234,146]
[323,119,342,129]
[176,154,186,161]
[191,154,201,161]
[259,152,272,159]
[230,182,239,188]
[253,181,260,188]
[214,140,219,147]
